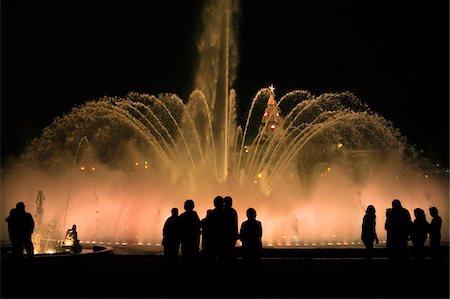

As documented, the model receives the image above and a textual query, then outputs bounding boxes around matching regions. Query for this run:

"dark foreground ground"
[1,247,448,298]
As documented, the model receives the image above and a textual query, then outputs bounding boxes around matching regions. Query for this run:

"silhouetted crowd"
[162,196,262,272]
[161,196,263,294]
[362,199,442,261]
[4,197,443,265]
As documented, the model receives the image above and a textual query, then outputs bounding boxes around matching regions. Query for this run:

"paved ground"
[1,247,448,298]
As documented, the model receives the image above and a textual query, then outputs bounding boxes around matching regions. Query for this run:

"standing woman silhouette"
[361,205,379,259]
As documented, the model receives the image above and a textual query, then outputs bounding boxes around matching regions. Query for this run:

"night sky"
[2,0,449,167]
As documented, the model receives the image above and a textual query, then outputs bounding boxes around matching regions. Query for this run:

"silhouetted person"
[428,206,442,259]
[5,208,19,257]
[385,199,412,261]
[239,208,262,295]
[223,196,238,261]
[178,199,200,269]
[6,202,35,258]
[411,208,428,261]
[361,205,379,259]
[162,208,180,266]
[200,209,214,259]
[209,195,225,261]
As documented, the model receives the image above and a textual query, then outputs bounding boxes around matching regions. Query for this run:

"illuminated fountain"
[1,0,448,248]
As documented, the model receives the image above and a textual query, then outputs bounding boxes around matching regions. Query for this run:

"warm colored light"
[64,239,74,246]
[80,166,85,171]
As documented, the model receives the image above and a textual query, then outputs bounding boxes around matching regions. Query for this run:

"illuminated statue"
[62,224,82,254]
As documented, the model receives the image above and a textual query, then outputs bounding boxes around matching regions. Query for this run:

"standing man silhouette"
[428,206,442,259]
[6,202,35,258]
[385,199,412,261]
[239,208,263,295]
[162,208,180,266]
[178,199,200,269]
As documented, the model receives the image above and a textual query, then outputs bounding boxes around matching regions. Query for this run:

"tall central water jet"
[195,0,239,180]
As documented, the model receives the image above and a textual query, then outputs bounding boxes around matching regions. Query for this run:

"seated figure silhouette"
[62,224,82,254]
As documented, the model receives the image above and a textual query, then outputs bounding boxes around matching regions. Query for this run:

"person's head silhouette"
[213,196,224,209]
[16,202,25,212]
[184,199,195,212]
[429,206,439,217]
[171,207,179,217]
[414,208,425,220]
[366,205,376,216]
[246,208,257,220]
[224,196,233,209]
[392,199,402,209]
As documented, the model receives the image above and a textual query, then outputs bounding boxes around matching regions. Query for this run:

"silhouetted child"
[428,206,442,259]
[361,205,379,259]
[411,208,428,261]
[162,208,180,266]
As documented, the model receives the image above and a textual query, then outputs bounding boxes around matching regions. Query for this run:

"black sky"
[2,0,449,167]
